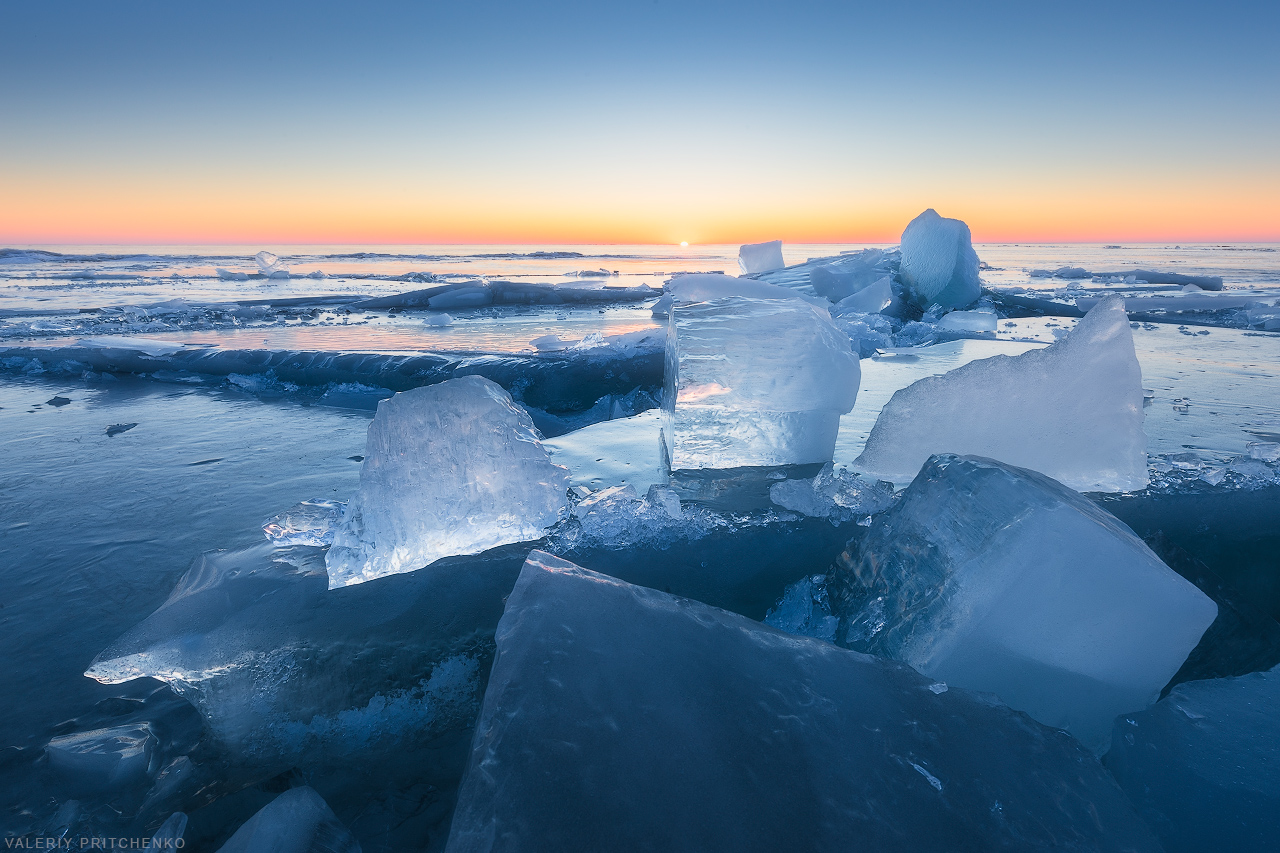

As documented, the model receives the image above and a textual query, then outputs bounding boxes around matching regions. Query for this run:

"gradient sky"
[2,0,1278,244]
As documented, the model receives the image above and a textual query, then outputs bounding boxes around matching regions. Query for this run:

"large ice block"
[830,454,1217,752]
[1105,666,1280,853]
[897,209,981,308]
[326,375,569,587]
[737,239,785,274]
[663,297,859,469]
[446,551,1160,853]
[217,787,360,853]
[855,296,1148,492]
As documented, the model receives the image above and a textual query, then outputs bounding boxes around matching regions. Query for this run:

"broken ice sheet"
[86,542,521,759]
[445,551,1160,852]
[829,454,1216,752]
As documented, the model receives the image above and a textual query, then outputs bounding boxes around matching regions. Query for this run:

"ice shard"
[663,298,859,469]
[737,239,785,274]
[856,296,1148,492]
[87,542,517,758]
[897,209,981,309]
[44,723,157,793]
[446,551,1160,853]
[326,376,569,587]
[217,787,360,853]
[809,248,893,303]
[829,454,1217,752]
[1105,666,1280,853]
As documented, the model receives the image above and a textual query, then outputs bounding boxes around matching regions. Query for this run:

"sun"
[680,241,689,247]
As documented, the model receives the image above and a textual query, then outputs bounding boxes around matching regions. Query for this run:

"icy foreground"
[446,551,1160,853]
[856,296,1148,492]
[829,455,1217,752]
[87,543,511,756]
[663,297,859,469]
[326,376,569,587]
[216,787,359,853]
[897,209,982,309]
[1106,666,1280,853]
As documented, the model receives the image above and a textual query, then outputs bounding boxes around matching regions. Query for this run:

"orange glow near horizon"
[3,174,1278,246]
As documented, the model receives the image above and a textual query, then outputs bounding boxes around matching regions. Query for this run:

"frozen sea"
[2,243,1279,849]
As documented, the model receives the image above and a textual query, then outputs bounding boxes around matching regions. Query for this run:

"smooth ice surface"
[856,297,1148,492]
[737,240,785,274]
[831,455,1217,752]
[666,273,804,303]
[663,297,859,469]
[1106,666,1280,853]
[326,376,569,587]
[897,209,982,309]
[217,787,360,853]
[446,551,1161,853]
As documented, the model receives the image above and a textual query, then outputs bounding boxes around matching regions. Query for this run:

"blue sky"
[3,0,1277,242]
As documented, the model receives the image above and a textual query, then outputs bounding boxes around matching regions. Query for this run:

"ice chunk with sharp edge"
[829,454,1217,752]
[831,275,894,315]
[737,239,784,274]
[216,787,359,853]
[45,723,157,792]
[445,550,1161,852]
[856,296,1147,492]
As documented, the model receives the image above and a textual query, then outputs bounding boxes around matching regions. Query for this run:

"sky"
[2,0,1278,244]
